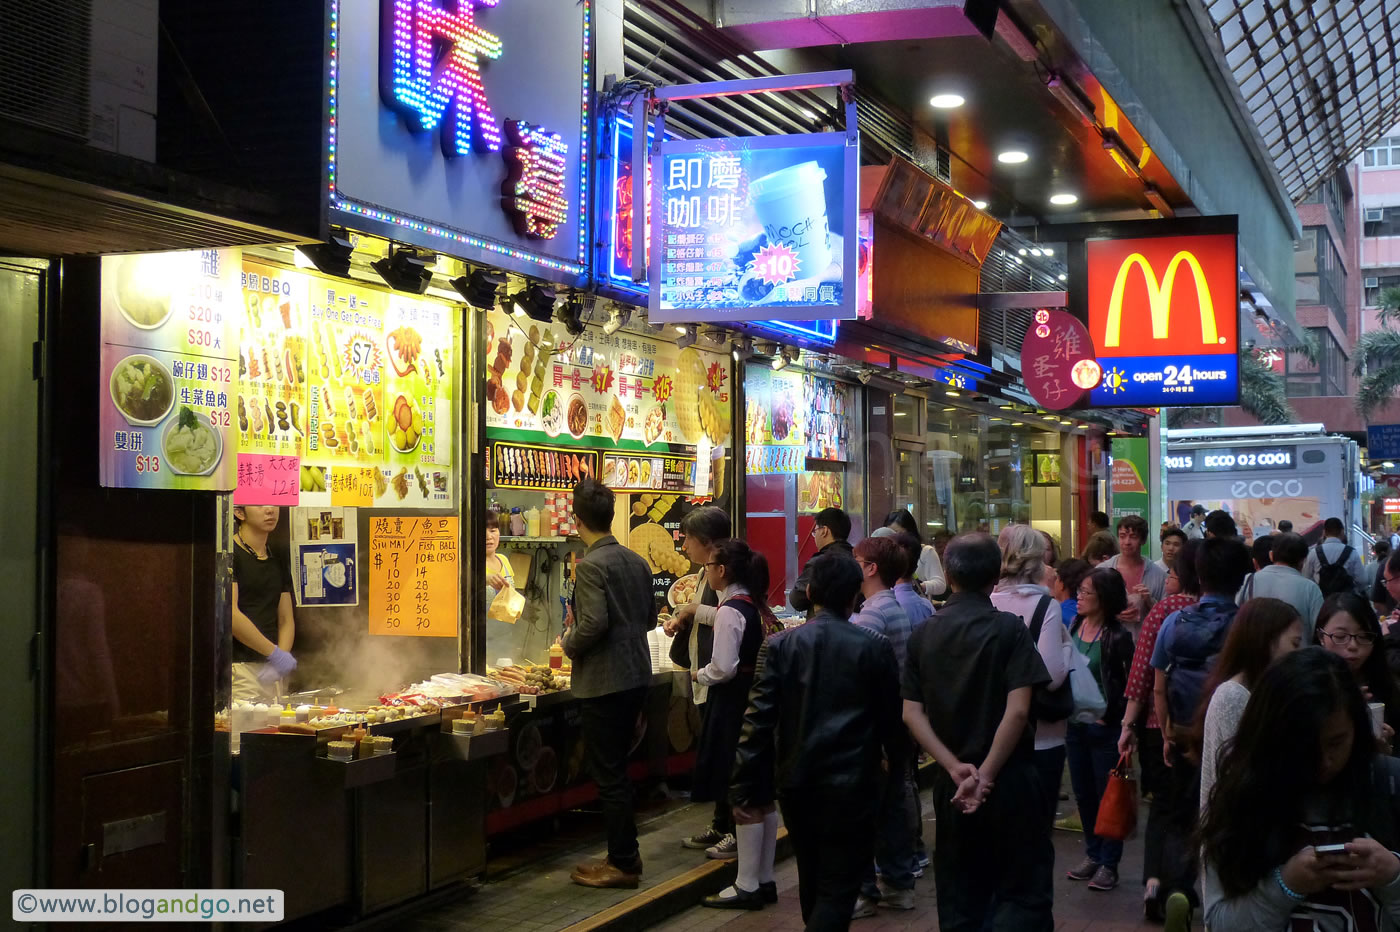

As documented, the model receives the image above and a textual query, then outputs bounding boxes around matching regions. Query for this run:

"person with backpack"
[1304,517,1366,597]
[1149,536,1253,916]
[992,525,1073,830]
[849,535,917,917]
[1237,533,1323,642]
[692,539,779,910]
[1064,567,1136,893]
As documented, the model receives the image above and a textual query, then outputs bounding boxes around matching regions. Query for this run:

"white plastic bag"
[1067,645,1107,723]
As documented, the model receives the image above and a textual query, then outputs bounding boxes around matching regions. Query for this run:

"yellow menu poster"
[369,516,459,637]
[238,261,309,456]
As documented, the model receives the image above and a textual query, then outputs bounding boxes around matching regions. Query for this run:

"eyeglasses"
[1320,630,1377,647]
[1385,574,1400,585]
[704,561,721,568]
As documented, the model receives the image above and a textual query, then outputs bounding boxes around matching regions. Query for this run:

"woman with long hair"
[696,540,781,911]
[1197,598,1303,806]
[1316,593,1400,747]
[1065,567,1135,892]
[1117,539,1202,920]
[1199,648,1400,929]
[991,525,1073,830]
[884,509,946,598]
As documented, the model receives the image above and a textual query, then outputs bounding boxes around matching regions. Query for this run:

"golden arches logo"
[1102,251,1218,348]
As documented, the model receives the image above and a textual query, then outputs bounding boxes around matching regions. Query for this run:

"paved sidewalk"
[651,795,1184,932]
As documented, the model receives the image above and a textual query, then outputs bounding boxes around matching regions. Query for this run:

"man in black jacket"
[788,507,854,614]
[732,550,902,929]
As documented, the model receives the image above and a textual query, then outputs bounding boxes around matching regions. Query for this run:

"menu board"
[745,367,805,447]
[485,308,730,454]
[649,135,857,322]
[603,453,695,492]
[244,261,457,509]
[489,442,599,492]
[803,373,852,462]
[238,262,309,458]
[745,445,805,475]
[99,250,242,490]
[798,470,845,512]
[369,516,459,637]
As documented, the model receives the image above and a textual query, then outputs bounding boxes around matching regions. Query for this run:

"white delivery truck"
[1164,424,1365,549]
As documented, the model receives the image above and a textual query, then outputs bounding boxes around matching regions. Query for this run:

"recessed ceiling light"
[998,149,1029,164]
[1014,256,1023,264]
[972,199,988,210]
[1050,193,1079,206]
[930,93,965,109]
[1018,248,1028,256]
[801,108,818,120]
[1042,246,1054,255]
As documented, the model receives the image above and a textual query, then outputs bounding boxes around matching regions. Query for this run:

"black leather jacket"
[730,610,902,805]
[1071,617,1135,727]
[788,540,855,614]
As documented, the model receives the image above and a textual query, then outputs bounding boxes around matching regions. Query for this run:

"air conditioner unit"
[1367,208,1385,222]
[1367,277,1381,288]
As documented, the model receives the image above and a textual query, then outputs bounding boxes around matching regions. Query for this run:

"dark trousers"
[931,762,1055,932]
[1137,727,1170,886]
[780,788,878,931]
[1158,745,1201,905]
[1032,745,1067,831]
[1065,722,1123,868]
[861,757,918,896]
[712,795,735,835]
[579,686,647,871]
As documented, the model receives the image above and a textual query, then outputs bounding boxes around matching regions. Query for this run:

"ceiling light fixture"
[601,304,630,336]
[930,93,965,109]
[732,335,754,362]
[296,233,356,278]
[450,267,506,309]
[1058,273,1068,281]
[675,324,698,349]
[1018,248,1028,256]
[972,200,988,210]
[997,149,1029,164]
[372,246,436,294]
[510,282,557,323]
[1050,193,1079,206]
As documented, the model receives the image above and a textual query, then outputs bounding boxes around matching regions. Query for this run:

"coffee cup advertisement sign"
[648,134,858,323]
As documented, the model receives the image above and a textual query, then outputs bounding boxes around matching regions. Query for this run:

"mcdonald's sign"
[1085,231,1239,408]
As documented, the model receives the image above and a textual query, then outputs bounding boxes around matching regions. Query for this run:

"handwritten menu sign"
[233,453,301,505]
[369,516,459,637]
[331,467,377,506]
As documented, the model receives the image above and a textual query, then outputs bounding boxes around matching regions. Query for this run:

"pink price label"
[234,453,301,506]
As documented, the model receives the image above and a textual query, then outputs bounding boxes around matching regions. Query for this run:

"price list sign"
[369,516,459,637]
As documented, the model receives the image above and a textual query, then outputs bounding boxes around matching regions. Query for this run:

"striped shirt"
[893,581,935,632]
[852,588,912,672]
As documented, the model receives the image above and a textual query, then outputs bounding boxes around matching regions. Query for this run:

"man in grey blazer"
[562,478,656,889]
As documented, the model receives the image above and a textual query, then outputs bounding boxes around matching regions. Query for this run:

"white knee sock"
[759,810,779,884]
[735,822,764,893]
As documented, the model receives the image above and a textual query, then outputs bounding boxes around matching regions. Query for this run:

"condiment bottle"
[487,707,506,731]
[549,642,564,670]
[509,507,526,536]
[525,505,541,538]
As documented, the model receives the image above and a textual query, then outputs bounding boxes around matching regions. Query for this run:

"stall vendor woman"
[232,504,297,702]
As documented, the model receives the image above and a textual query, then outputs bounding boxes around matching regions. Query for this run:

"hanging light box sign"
[328,0,592,283]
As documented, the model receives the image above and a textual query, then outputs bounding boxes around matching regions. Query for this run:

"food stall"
[481,301,734,833]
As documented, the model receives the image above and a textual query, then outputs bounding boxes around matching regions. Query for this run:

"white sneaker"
[705,833,738,859]
[878,886,916,910]
[852,895,879,919]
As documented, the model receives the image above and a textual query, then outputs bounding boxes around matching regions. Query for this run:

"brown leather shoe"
[570,860,641,889]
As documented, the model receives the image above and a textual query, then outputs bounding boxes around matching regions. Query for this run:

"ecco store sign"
[1231,478,1305,498]
[329,0,592,281]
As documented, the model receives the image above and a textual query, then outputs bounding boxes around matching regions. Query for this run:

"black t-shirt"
[232,542,293,663]
[902,591,1049,767]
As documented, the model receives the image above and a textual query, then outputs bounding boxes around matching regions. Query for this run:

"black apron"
[690,597,763,803]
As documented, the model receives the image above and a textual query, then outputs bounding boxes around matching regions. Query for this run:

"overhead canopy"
[1196,0,1400,199]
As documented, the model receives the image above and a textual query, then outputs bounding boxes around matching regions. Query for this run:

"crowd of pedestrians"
[561,476,1400,931]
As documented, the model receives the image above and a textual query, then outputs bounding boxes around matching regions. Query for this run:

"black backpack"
[1028,595,1074,723]
[1315,544,1356,597]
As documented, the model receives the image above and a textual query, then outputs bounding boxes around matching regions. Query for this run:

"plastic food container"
[327,741,355,762]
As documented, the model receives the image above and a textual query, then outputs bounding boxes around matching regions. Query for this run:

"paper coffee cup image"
[1370,701,1386,737]
[748,161,833,279]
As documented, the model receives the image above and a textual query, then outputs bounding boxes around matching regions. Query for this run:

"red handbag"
[1094,753,1139,841]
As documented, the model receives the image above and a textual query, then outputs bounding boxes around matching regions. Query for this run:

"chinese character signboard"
[649,133,859,323]
[331,0,591,283]
[1021,223,1239,409]
[99,250,241,490]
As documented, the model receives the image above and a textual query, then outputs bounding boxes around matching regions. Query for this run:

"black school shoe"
[701,885,765,910]
[760,881,778,903]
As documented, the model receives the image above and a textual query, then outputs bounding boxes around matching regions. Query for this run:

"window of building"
[1364,137,1400,168]
[1295,226,1345,327]
[1364,206,1400,237]
[1285,327,1346,397]
[1365,273,1400,307]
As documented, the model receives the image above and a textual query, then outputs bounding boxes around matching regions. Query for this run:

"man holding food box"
[231,504,297,702]
[562,479,657,889]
